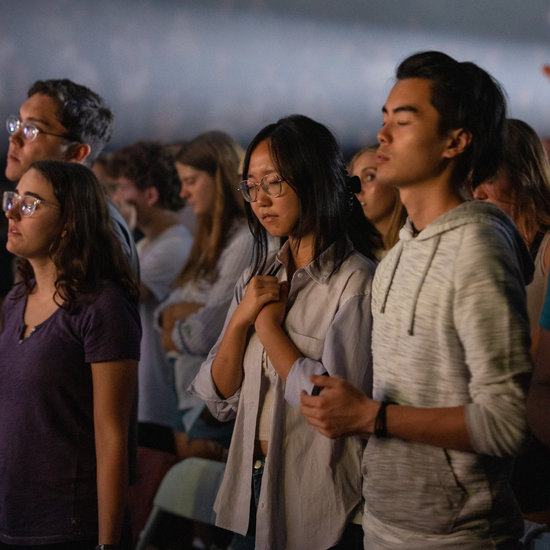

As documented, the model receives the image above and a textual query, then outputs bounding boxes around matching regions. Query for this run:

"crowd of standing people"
[0,49,549,550]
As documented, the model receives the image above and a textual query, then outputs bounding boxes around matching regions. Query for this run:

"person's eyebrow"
[247,168,277,180]
[22,191,44,200]
[381,105,419,115]
[18,110,56,129]
[360,165,377,174]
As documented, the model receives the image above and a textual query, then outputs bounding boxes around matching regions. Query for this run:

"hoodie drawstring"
[380,244,403,314]
[407,234,441,335]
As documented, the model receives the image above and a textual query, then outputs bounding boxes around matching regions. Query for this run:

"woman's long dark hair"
[15,160,139,309]
[242,114,381,277]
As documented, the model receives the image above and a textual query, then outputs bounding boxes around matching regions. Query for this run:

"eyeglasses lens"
[6,117,38,142]
[264,177,282,197]
[2,192,37,217]
[2,192,15,214]
[22,124,38,141]
[246,184,256,202]
[6,117,18,135]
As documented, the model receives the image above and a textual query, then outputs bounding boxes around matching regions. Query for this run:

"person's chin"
[5,160,24,182]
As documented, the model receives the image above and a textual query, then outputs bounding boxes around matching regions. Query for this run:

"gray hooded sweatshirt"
[364,200,534,549]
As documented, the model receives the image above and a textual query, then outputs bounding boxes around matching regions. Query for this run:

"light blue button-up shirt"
[190,239,375,550]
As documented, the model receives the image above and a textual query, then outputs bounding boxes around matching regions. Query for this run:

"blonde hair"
[348,144,407,249]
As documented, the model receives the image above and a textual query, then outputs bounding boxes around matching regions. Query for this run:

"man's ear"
[144,185,159,207]
[443,129,472,159]
[67,143,92,164]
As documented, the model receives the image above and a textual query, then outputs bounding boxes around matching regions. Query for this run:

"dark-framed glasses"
[237,174,284,203]
[6,115,74,143]
[2,191,60,218]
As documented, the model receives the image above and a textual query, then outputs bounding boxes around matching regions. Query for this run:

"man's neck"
[398,179,464,233]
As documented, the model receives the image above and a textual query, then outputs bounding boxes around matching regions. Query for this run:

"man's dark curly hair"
[109,140,184,211]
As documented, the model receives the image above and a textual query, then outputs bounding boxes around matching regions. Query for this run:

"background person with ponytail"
[190,114,380,550]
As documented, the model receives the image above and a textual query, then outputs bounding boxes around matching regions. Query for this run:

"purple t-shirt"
[0,281,141,545]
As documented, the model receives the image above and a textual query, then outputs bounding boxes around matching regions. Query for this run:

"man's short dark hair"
[27,79,114,167]
[396,50,507,190]
[109,140,184,211]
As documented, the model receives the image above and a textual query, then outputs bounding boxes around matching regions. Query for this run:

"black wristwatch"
[95,545,119,550]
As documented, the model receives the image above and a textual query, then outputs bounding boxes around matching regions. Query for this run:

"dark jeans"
[230,458,264,550]
[230,457,363,550]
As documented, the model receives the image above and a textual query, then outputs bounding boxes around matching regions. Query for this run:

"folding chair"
[135,456,226,550]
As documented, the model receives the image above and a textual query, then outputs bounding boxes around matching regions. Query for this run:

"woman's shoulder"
[83,280,139,316]
[323,250,375,301]
[218,221,254,269]
[72,281,140,336]
[2,283,26,313]
[350,248,377,269]
[226,221,253,247]
[338,249,377,279]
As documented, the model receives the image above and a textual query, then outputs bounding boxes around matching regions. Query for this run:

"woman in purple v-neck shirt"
[0,161,141,550]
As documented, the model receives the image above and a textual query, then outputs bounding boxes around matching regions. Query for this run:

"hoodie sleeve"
[455,221,533,457]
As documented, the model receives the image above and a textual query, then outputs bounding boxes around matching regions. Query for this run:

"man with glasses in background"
[5,79,139,276]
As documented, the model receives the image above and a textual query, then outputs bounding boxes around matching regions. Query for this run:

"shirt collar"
[273,238,354,284]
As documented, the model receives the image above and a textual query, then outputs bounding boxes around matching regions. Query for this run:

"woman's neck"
[29,259,58,297]
[288,234,314,271]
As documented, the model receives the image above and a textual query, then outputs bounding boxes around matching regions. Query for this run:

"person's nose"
[6,203,21,220]
[255,184,272,205]
[179,183,190,200]
[377,124,390,145]
[8,127,25,147]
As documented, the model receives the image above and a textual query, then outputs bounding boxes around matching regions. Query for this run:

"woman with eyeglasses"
[190,115,380,550]
[0,161,141,550]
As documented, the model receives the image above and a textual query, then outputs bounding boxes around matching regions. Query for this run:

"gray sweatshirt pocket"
[364,437,468,534]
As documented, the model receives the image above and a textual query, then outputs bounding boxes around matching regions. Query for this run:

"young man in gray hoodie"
[301,51,533,548]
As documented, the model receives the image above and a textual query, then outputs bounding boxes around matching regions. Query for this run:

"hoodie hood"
[379,200,534,336]
[400,200,534,285]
